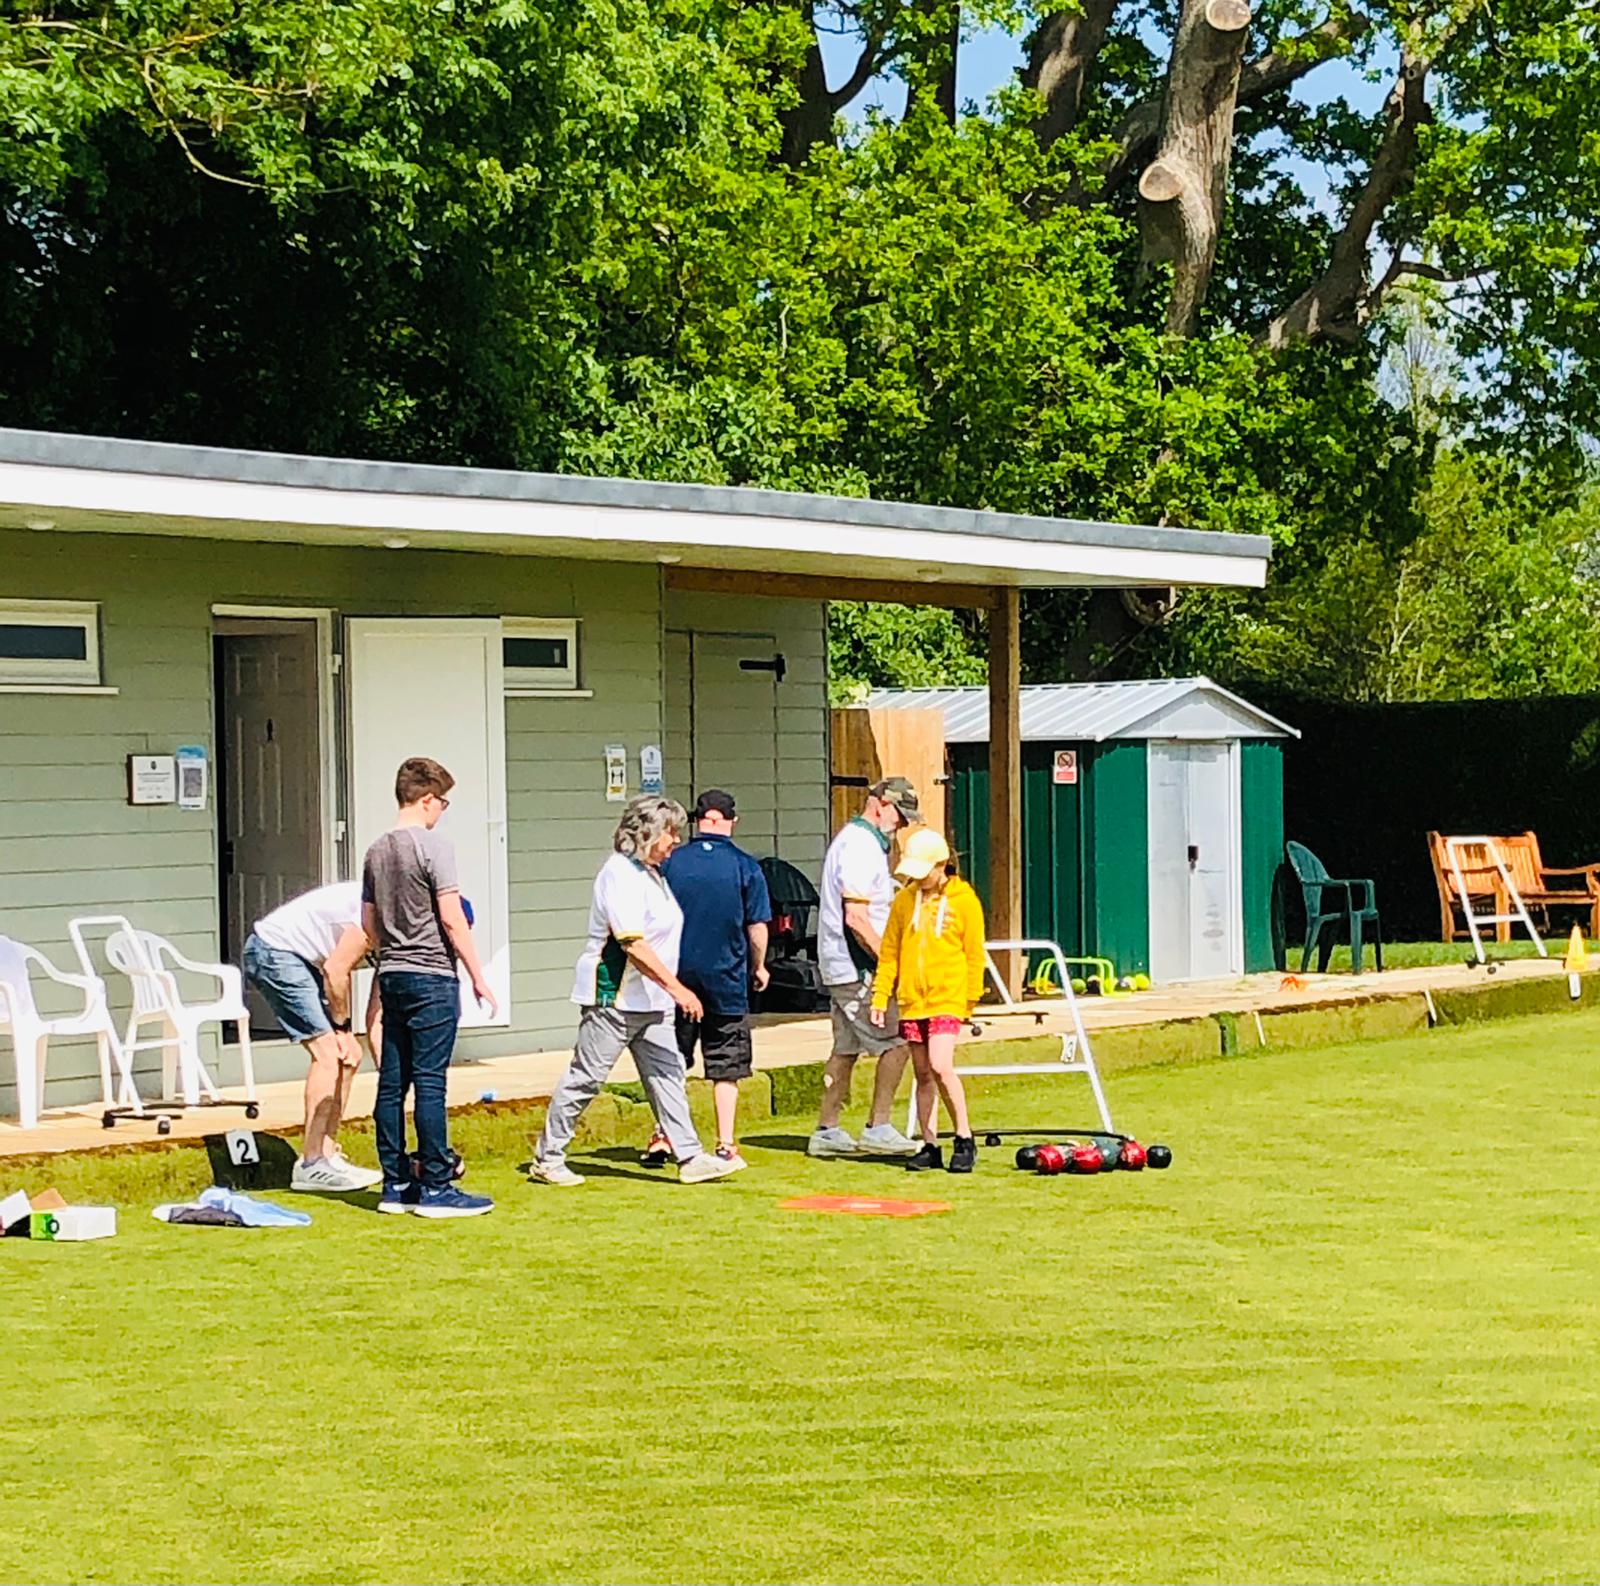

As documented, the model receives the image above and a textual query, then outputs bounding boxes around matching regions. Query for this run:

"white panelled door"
[346,619,510,1027]
[1146,741,1241,983]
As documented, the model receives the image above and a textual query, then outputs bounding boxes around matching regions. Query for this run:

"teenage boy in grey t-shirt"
[361,755,497,1219]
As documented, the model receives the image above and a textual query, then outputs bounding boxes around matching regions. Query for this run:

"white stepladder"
[903,937,1114,1137]
[1444,837,1548,964]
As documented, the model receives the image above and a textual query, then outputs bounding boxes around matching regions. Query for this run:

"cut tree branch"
[1103,10,1369,193]
[1137,0,1254,337]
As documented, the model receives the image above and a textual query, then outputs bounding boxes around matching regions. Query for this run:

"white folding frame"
[1444,837,1548,964]
[904,937,1115,1136]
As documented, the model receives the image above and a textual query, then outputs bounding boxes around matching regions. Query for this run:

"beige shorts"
[827,979,902,1058]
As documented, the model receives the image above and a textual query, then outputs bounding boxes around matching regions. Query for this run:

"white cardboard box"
[29,1206,117,1241]
[0,1189,30,1234]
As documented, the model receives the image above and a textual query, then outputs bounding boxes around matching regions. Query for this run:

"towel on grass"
[153,1187,311,1228]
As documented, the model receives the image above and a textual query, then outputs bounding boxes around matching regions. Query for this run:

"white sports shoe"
[807,1126,859,1158]
[290,1155,374,1193]
[858,1123,919,1157]
[529,1161,585,1187]
[323,1146,384,1188]
[678,1151,739,1183]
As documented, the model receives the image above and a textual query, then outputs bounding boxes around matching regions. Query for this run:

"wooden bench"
[1427,830,1600,942]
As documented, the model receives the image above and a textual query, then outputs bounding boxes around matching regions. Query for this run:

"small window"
[0,600,101,686]
[503,617,578,692]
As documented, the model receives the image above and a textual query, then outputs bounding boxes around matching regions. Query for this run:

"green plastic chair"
[1285,841,1383,974]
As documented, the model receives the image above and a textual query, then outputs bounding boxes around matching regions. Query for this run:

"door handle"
[1188,844,1199,869]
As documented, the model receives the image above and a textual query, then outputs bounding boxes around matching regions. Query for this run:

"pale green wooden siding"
[663,592,829,879]
[0,527,663,1110]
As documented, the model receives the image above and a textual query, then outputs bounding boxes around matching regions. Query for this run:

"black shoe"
[948,1136,977,1174]
[906,1143,944,1172]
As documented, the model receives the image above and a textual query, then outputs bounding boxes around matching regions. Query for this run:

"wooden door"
[829,708,947,839]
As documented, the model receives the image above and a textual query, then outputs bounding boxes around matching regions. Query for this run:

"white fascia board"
[0,460,1269,590]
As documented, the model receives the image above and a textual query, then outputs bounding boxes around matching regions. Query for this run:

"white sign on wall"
[639,744,663,795]
[127,755,177,805]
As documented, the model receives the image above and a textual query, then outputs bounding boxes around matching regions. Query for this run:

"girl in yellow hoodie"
[869,828,987,1173]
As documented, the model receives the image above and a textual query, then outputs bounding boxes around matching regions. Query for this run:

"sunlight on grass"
[5,1013,1600,1583]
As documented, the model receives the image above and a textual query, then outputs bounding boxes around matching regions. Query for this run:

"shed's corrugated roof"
[865,678,1298,742]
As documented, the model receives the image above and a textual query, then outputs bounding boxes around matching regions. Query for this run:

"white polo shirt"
[818,819,895,986]
[254,882,363,965]
[571,852,683,1015]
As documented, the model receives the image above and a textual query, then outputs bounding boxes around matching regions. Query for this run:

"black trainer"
[906,1142,944,1172]
[948,1136,977,1174]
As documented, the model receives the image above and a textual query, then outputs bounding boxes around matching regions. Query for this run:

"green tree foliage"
[1163,450,1600,702]
[827,601,986,702]
[1,0,1597,704]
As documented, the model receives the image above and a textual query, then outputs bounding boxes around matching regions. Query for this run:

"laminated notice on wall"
[639,744,663,795]
[604,743,627,803]
[176,745,209,810]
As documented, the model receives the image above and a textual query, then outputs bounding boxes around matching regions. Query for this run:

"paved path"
[2,954,1568,1157]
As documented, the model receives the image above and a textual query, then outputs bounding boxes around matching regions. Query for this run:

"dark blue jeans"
[375,973,461,1190]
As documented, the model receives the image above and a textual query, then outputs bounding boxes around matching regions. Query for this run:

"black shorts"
[675,1010,754,1082]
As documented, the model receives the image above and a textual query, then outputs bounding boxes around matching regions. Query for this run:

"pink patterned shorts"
[899,1015,964,1044]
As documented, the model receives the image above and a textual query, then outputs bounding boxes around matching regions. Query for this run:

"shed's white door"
[1147,741,1240,982]
[346,619,510,1027]
[687,633,780,857]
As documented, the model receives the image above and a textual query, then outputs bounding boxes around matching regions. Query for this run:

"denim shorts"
[242,934,333,1044]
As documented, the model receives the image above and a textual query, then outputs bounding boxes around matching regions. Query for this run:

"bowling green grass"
[5,1013,1600,1586]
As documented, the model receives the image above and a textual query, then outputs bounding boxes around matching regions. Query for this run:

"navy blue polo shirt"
[664,831,772,1015]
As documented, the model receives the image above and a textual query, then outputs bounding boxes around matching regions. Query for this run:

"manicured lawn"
[6,1013,1600,1584]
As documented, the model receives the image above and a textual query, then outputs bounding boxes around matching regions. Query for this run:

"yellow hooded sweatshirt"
[870,875,988,1019]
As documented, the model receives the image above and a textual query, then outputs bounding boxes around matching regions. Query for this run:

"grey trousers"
[535,1005,702,1166]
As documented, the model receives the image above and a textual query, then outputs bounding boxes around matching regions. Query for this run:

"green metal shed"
[868,679,1298,982]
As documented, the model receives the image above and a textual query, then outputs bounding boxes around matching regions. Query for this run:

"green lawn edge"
[8,971,1594,1205]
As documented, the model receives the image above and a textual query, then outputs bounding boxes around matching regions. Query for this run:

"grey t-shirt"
[361,826,459,978]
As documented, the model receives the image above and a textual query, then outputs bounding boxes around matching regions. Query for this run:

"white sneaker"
[291,1155,373,1193]
[529,1161,585,1187]
[678,1151,739,1183]
[322,1147,383,1188]
[807,1126,859,1158]
[858,1123,919,1157]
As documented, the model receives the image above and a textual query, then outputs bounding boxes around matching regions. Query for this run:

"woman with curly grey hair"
[530,796,740,1186]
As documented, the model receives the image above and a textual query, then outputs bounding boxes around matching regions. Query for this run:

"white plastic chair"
[70,916,255,1108]
[0,934,132,1129]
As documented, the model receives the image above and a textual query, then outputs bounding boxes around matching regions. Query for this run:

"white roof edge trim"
[0,461,1271,590]
[1113,677,1302,741]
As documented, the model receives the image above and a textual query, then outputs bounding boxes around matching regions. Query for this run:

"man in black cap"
[653,789,772,1170]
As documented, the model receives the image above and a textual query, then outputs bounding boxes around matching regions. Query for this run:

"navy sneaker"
[377,1181,420,1215]
[413,1184,494,1219]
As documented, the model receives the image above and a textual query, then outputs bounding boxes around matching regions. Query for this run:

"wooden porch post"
[988,586,1022,996]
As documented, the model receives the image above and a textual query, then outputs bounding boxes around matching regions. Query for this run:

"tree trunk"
[1137,0,1252,337]
[1102,13,1370,196]
[779,0,836,167]
[1023,0,1119,146]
